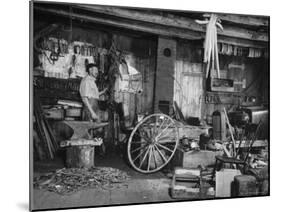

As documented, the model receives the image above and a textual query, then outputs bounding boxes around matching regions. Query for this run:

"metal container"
[239,106,268,124]
[228,110,250,127]
[239,106,268,139]
[212,110,226,141]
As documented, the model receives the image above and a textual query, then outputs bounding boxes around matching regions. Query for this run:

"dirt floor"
[31,140,269,211]
[32,150,193,211]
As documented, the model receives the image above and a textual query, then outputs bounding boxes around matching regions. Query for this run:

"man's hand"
[100,87,108,96]
[91,112,99,121]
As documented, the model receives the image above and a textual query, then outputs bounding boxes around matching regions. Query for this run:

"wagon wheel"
[127,113,179,173]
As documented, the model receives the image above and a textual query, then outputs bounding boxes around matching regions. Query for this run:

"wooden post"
[223,108,236,157]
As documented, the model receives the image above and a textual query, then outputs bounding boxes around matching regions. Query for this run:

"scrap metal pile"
[34,167,130,195]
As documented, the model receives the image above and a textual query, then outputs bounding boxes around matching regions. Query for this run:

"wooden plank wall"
[34,17,157,116]
[121,56,156,126]
[203,57,269,122]
[135,57,156,114]
[174,40,204,119]
[174,40,268,121]
[174,61,204,118]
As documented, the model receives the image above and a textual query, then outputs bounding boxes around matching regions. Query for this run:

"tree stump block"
[66,145,96,168]
[61,138,103,168]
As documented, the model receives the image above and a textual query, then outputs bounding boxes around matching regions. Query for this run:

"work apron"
[82,98,106,154]
[82,98,99,121]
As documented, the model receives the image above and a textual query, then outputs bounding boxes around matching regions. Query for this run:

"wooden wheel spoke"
[157,126,176,140]
[158,118,168,132]
[158,129,177,142]
[139,146,151,168]
[133,146,148,162]
[147,147,152,171]
[157,129,175,140]
[156,143,174,153]
[155,145,167,163]
[131,144,148,154]
[131,141,148,144]
[152,146,158,168]
[155,121,174,139]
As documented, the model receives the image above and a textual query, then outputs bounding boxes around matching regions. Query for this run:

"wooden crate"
[233,175,257,197]
[172,150,223,168]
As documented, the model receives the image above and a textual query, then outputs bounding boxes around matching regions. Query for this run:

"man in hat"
[79,63,107,122]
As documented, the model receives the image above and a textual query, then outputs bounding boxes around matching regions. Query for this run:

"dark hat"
[86,63,98,69]
[86,63,98,73]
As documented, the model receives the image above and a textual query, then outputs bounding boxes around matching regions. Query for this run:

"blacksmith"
[79,63,107,122]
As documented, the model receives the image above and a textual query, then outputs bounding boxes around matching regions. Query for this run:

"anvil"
[62,121,109,139]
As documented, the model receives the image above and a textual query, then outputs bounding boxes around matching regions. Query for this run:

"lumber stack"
[33,94,59,160]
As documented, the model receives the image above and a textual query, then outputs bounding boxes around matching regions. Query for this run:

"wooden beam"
[77,5,268,42]
[217,36,268,49]
[34,6,201,40]
[34,6,268,48]
[216,13,269,27]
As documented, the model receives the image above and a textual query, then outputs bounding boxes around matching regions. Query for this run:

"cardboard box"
[215,169,241,197]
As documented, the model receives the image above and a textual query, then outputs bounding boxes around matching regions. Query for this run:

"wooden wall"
[174,39,269,121]
[204,55,269,118]
[34,12,268,122]
[135,57,156,114]
[34,15,157,114]
[174,40,204,118]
